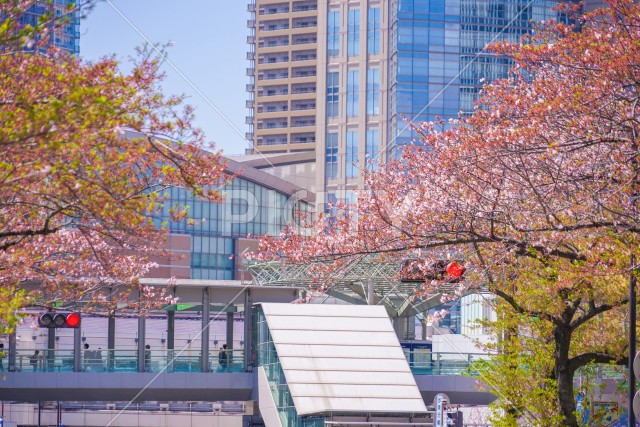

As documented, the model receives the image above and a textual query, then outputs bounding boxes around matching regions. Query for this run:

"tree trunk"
[556,364,578,427]
[555,327,578,427]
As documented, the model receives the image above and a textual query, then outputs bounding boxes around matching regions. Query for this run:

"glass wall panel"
[348,8,360,57]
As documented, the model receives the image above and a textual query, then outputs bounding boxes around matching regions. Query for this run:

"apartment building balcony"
[290,135,316,144]
[245,132,254,140]
[258,5,290,16]
[257,39,289,49]
[257,22,289,32]
[246,84,255,92]
[245,116,254,125]
[291,18,317,29]
[247,35,255,44]
[256,106,289,118]
[291,7,317,18]
[246,99,254,109]
[247,3,255,13]
[256,135,288,146]
[246,67,255,77]
[257,56,289,66]
[291,36,317,47]
[247,19,255,28]
[292,1,317,13]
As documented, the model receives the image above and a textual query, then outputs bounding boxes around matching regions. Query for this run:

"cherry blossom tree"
[0,2,228,332]
[255,1,640,425]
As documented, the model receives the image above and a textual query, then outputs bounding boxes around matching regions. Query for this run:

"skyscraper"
[247,0,569,202]
[18,0,80,55]
[246,0,573,334]
[315,0,566,204]
[246,0,319,154]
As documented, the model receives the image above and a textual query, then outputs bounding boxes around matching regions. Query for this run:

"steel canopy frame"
[245,259,483,318]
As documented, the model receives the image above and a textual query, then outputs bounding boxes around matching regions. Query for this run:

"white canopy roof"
[260,303,428,416]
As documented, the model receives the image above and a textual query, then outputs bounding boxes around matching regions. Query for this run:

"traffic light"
[400,259,466,283]
[38,312,81,328]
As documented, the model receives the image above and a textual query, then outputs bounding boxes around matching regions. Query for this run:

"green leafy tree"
[0,1,227,331]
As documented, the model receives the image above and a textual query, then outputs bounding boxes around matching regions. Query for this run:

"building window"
[346,130,358,178]
[368,7,380,55]
[367,68,380,116]
[327,72,339,118]
[328,10,340,58]
[325,133,338,180]
[348,8,360,57]
[347,70,359,118]
[366,129,379,171]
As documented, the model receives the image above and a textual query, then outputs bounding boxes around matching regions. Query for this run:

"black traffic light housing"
[400,259,466,283]
[38,312,81,328]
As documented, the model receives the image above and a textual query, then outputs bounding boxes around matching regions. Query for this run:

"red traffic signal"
[38,312,81,328]
[446,261,466,280]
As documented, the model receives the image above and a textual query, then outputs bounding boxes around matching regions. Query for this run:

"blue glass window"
[347,70,359,118]
[367,7,380,55]
[327,10,340,58]
[346,130,358,179]
[327,72,339,118]
[348,8,360,57]
[325,133,338,180]
[367,68,380,116]
[366,129,379,171]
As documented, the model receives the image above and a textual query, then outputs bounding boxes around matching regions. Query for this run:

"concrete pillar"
[367,279,375,305]
[392,316,408,340]
[243,289,253,371]
[167,310,175,373]
[73,326,81,372]
[8,331,16,372]
[107,314,115,372]
[226,312,234,351]
[137,314,146,373]
[406,315,416,340]
[201,288,210,373]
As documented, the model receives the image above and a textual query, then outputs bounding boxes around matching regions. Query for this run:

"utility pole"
[630,254,636,427]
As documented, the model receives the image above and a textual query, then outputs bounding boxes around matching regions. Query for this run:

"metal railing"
[9,349,244,373]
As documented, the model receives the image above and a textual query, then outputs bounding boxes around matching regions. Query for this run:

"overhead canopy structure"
[246,259,484,318]
[260,303,428,415]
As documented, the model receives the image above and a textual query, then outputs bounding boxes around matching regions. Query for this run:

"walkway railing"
[405,351,490,376]
[10,349,244,373]
[5,348,625,380]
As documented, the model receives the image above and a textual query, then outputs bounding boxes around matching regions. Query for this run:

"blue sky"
[80,1,251,155]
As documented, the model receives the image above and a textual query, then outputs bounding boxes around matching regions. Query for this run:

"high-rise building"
[15,0,80,55]
[246,0,319,154]
[247,0,570,202]
[246,0,575,334]
[316,0,567,203]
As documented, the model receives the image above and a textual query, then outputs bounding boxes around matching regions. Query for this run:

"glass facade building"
[246,0,572,333]
[389,0,563,148]
[18,0,80,55]
[152,173,313,280]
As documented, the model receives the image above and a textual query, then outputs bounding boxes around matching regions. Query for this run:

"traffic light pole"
[47,327,55,372]
[73,326,81,372]
[630,254,636,427]
[8,332,16,372]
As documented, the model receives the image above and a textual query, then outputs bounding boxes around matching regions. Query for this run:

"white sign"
[434,393,449,427]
